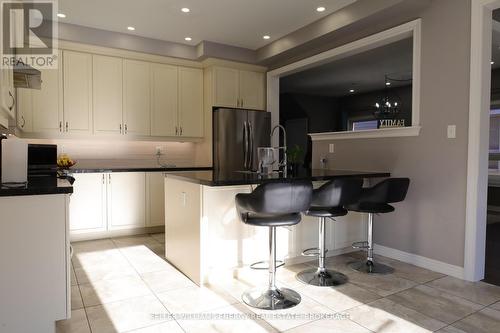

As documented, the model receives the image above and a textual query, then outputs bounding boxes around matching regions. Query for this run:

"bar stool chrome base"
[348,260,394,275]
[242,287,301,310]
[296,268,348,286]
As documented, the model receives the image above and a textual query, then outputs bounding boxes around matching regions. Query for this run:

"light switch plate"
[447,125,456,139]
[329,143,335,153]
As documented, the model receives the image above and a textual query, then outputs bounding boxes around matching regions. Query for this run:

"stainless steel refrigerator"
[213,108,271,174]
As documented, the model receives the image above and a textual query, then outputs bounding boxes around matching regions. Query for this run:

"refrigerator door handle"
[248,121,254,170]
[243,121,249,169]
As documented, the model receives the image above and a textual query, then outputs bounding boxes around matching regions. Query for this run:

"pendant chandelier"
[374,75,402,120]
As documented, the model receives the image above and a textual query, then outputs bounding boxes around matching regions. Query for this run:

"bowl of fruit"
[57,154,76,169]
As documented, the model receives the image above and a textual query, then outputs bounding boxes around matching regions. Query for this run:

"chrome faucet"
[270,125,287,176]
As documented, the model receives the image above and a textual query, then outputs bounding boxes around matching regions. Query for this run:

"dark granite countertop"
[165,169,391,186]
[0,176,73,197]
[70,166,213,173]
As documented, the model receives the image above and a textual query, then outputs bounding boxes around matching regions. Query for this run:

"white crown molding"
[309,126,421,141]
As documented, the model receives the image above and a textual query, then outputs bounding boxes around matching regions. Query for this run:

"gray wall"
[310,0,471,267]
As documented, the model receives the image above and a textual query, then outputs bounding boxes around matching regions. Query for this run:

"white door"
[213,67,239,108]
[123,60,151,136]
[108,172,146,230]
[239,70,265,110]
[178,67,203,137]
[93,55,123,135]
[151,64,178,137]
[69,173,107,233]
[146,172,165,227]
[63,50,93,134]
[33,62,63,133]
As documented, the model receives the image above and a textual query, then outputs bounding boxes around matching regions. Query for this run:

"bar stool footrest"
[352,241,369,249]
[301,247,328,257]
[250,260,285,270]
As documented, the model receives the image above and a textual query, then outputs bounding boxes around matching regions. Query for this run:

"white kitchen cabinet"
[212,67,265,110]
[239,70,265,110]
[108,172,146,230]
[0,68,15,120]
[16,51,63,133]
[63,50,93,134]
[93,55,123,135]
[69,173,107,233]
[123,60,151,136]
[178,67,203,137]
[151,64,178,137]
[146,172,166,227]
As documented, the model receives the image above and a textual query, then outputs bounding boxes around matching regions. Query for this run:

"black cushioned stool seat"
[235,180,312,310]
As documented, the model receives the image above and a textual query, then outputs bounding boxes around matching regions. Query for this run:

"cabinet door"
[93,55,123,135]
[146,172,165,227]
[16,88,33,132]
[69,173,107,233]
[213,67,239,108]
[33,63,63,133]
[123,60,151,136]
[63,50,93,134]
[178,67,203,137]
[108,172,146,230]
[239,70,265,110]
[0,69,15,119]
[151,64,178,137]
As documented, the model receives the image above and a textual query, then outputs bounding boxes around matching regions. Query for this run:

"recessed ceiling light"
[263,35,271,40]
[316,6,326,12]
[349,89,355,93]
[184,37,192,41]
[386,82,391,86]
[127,26,135,31]
[181,7,190,13]
[57,13,66,18]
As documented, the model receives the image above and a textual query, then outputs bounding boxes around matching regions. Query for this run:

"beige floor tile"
[346,298,447,333]
[296,282,381,312]
[387,284,483,324]
[370,256,445,284]
[141,269,196,293]
[86,295,170,333]
[450,308,500,333]
[74,261,139,284]
[112,235,160,248]
[276,263,318,288]
[150,233,165,244]
[126,321,184,333]
[119,245,173,274]
[72,285,84,310]
[341,268,417,297]
[56,309,91,333]
[426,276,500,306]
[71,265,78,286]
[489,300,500,311]
[436,326,468,333]
[285,317,372,333]
[73,248,128,269]
[243,294,335,332]
[157,285,239,314]
[177,303,278,333]
[79,275,152,307]
[72,239,117,253]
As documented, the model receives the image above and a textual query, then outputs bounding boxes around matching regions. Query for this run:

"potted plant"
[287,145,304,176]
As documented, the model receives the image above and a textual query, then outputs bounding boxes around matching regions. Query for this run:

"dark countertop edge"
[0,179,73,197]
[70,166,213,173]
[165,171,391,187]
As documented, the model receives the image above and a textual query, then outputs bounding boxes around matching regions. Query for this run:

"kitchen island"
[164,169,389,285]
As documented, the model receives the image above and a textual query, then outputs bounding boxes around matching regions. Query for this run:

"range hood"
[13,66,41,89]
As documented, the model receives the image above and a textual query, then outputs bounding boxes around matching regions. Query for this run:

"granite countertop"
[0,176,73,197]
[165,169,391,186]
[70,166,213,173]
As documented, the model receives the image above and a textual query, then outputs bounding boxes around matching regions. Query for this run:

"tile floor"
[57,233,500,333]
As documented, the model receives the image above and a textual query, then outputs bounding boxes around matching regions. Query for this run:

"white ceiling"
[57,0,357,50]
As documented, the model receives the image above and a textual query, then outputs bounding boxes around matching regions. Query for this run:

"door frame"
[465,0,500,281]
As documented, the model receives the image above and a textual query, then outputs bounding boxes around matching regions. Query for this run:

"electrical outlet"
[329,143,335,153]
[447,125,456,139]
[155,146,162,155]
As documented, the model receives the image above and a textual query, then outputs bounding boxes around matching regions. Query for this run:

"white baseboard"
[374,243,465,279]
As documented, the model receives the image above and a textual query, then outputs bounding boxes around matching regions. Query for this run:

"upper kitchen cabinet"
[151,63,178,137]
[123,59,151,136]
[93,55,123,135]
[178,67,203,137]
[63,50,93,134]
[0,68,15,120]
[16,50,63,133]
[212,66,266,110]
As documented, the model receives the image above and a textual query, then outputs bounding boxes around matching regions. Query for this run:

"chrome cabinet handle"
[65,122,69,132]
[124,124,128,134]
[102,174,105,184]
[180,126,183,136]
[240,98,243,108]
[21,116,25,128]
[8,91,15,110]
[108,174,111,184]
[59,121,62,132]
[119,124,122,134]
[175,126,178,136]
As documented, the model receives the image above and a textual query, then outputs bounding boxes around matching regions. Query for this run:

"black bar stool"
[347,178,410,274]
[296,178,363,287]
[235,180,312,310]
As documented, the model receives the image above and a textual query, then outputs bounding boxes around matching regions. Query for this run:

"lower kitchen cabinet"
[70,172,164,237]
